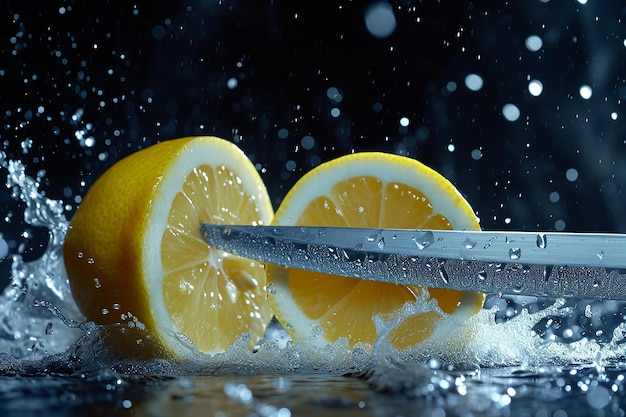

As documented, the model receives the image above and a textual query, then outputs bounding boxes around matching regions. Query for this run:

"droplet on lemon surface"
[267,152,485,350]
[63,136,274,358]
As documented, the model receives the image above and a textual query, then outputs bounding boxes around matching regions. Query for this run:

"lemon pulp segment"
[161,164,268,353]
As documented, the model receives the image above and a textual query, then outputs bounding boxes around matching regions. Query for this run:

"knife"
[200,224,626,301]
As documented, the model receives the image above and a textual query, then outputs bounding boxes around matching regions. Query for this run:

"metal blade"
[200,224,626,300]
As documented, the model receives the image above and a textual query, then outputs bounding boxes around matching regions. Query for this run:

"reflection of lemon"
[268,152,484,350]
[63,136,274,357]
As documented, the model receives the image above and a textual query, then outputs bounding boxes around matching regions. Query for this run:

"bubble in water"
[364,2,396,38]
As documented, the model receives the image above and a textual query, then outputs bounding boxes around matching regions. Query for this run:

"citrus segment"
[268,152,484,349]
[63,136,274,357]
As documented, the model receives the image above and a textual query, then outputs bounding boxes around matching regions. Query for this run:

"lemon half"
[268,152,485,350]
[63,136,274,357]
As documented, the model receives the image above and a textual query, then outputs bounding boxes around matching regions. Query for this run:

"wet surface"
[1,365,626,417]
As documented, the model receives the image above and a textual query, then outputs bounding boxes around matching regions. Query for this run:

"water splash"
[0,158,84,360]
[2,154,626,381]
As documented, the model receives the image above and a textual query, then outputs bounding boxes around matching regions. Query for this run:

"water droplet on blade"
[412,231,435,250]
[377,237,385,250]
[508,248,522,260]
[478,270,487,280]
[438,260,449,283]
[536,233,547,249]
[543,265,554,281]
[463,237,477,249]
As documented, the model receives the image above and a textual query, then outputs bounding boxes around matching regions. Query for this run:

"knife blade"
[200,224,626,301]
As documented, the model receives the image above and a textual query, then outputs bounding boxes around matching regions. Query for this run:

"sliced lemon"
[268,152,484,350]
[63,136,274,357]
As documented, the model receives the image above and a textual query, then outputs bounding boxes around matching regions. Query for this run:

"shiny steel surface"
[202,224,626,300]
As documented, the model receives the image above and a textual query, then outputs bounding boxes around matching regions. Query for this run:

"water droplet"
[536,234,547,249]
[513,283,524,293]
[463,238,477,249]
[508,248,522,260]
[412,231,435,250]
[93,277,101,289]
[438,260,449,283]
[377,238,385,250]
[101,308,110,315]
[478,270,487,280]
[584,304,593,318]
[45,322,53,335]
[267,283,276,295]
[597,251,604,260]
[367,235,376,242]
[543,265,554,281]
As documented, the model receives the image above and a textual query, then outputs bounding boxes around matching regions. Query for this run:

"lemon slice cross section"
[63,136,274,357]
[268,152,484,350]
